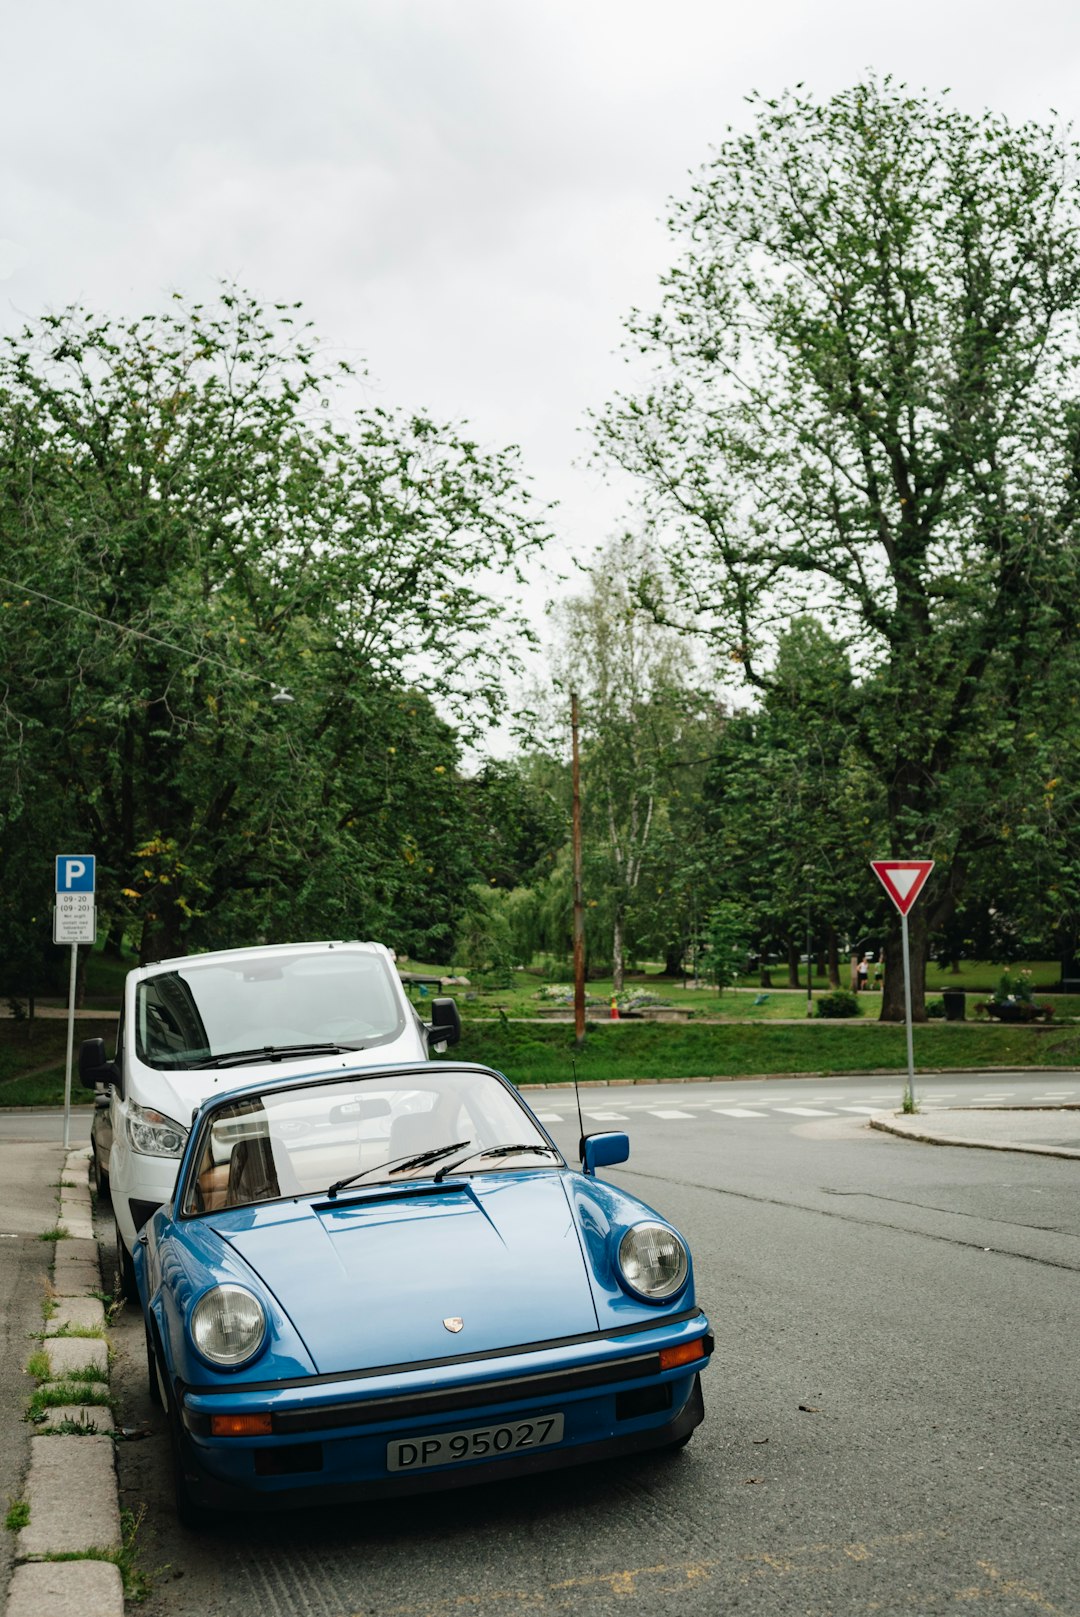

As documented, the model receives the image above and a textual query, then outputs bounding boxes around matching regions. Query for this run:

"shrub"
[815,990,861,1019]
[926,998,946,1019]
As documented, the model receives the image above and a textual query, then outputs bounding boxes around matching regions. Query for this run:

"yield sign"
[871,859,934,916]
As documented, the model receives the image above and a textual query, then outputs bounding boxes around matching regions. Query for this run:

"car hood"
[212,1172,599,1374]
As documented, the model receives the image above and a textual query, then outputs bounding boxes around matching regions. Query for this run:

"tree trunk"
[759,964,773,987]
[849,952,860,993]
[612,906,625,993]
[879,907,930,1022]
[826,926,840,989]
[786,939,801,988]
[664,944,683,978]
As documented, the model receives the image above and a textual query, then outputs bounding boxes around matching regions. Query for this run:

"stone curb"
[3,1149,124,1617]
[869,1111,1080,1159]
[6,1561,123,1617]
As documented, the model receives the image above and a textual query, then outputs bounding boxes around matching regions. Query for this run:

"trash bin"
[942,988,966,1022]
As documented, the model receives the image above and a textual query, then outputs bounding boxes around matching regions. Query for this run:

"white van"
[79,940,460,1297]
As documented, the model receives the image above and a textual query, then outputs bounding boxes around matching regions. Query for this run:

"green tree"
[595,78,1080,1018]
[0,292,547,963]
[551,537,713,990]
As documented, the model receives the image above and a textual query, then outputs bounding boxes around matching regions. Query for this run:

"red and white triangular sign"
[870,859,934,916]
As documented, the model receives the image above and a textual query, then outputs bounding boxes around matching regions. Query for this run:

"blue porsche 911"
[135,1061,712,1522]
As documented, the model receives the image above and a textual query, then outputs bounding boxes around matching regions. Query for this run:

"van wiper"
[326,1140,473,1199]
[432,1144,560,1182]
[188,1042,363,1069]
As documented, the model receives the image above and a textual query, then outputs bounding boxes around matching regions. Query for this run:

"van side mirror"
[427,997,461,1051]
[78,1037,119,1091]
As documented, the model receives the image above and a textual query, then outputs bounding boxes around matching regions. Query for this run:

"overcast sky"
[4,0,1080,703]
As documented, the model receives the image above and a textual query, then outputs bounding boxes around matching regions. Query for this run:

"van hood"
[128,1030,427,1126]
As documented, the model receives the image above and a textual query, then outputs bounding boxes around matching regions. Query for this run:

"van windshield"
[135,949,406,1070]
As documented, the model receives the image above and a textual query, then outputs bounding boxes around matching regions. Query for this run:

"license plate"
[387,1412,565,1472]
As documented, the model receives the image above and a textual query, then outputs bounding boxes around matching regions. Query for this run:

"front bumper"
[175,1312,712,1511]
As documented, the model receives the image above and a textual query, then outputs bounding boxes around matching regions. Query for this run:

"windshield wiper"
[432,1144,560,1182]
[188,1042,364,1070]
[326,1140,473,1200]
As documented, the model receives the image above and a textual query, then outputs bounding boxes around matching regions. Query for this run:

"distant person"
[873,960,883,990]
[857,956,869,992]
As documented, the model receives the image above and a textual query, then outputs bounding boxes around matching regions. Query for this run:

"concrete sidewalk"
[871,1104,1080,1159]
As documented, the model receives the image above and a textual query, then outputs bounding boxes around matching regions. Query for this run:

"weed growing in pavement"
[902,1090,919,1114]
[25,1349,51,1382]
[4,1498,30,1531]
[47,1323,107,1340]
[38,1507,154,1603]
[35,1414,111,1436]
[39,1226,69,1243]
[27,1382,112,1421]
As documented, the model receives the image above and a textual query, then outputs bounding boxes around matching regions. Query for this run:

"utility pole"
[571,692,586,1046]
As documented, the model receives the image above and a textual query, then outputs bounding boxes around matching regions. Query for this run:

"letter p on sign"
[56,855,96,893]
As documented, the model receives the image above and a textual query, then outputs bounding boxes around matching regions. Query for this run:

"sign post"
[870,860,934,1112]
[54,856,96,1150]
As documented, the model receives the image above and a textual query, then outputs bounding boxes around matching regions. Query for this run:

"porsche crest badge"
[442,1316,464,1333]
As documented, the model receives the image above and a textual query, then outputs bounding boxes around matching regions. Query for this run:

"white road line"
[534,1113,564,1123]
[1032,1093,1074,1100]
[836,1106,882,1115]
[585,1111,628,1121]
[713,1107,768,1118]
[774,1106,836,1117]
[648,1109,695,1119]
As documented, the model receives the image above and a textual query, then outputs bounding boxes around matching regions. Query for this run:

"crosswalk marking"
[528,1090,1073,1128]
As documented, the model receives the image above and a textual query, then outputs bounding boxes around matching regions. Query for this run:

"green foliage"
[814,990,861,1019]
[701,902,751,991]
[926,998,946,1020]
[595,77,1080,1016]
[994,969,1035,1004]
[5,1499,29,1531]
[0,290,547,967]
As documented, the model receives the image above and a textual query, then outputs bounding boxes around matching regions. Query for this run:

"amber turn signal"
[658,1338,706,1372]
[210,1412,273,1437]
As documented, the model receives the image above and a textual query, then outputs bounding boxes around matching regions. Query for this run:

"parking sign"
[56,855,96,893]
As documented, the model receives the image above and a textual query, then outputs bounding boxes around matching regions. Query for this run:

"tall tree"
[0,292,546,962]
[551,537,713,990]
[595,79,1080,1017]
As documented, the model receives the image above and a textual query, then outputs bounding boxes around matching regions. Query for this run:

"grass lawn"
[0,1019,117,1107]
[450,1018,1080,1085]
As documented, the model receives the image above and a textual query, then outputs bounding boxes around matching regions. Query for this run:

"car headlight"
[191,1285,267,1367]
[617,1222,689,1301]
[126,1101,187,1158]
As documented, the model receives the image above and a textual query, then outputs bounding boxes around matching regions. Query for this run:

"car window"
[135,951,405,1068]
[183,1069,561,1214]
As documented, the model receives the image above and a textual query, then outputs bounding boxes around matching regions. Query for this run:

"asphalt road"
[94,1073,1080,1617]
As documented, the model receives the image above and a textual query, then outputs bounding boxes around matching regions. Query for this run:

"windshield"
[135,948,405,1069]
[182,1068,561,1215]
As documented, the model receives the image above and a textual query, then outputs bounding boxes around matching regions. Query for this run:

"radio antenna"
[572,1054,586,1164]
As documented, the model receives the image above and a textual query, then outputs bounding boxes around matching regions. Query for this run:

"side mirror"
[581,1132,630,1176]
[427,997,461,1051]
[78,1038,119,1091]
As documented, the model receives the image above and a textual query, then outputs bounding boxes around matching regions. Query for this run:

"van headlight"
[126,1101,187,1158]
[191,1286,267,1367]
[617,1222,689,1301]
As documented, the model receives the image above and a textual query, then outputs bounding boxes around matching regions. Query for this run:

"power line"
[0,572,293,700]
